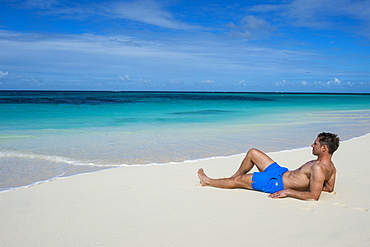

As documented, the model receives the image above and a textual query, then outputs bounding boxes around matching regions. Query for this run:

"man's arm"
[269,165,326,201]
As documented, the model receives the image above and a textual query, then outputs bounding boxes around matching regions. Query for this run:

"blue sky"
[0,0,369,92]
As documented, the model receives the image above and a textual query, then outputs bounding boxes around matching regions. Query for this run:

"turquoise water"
[1,91,370,191]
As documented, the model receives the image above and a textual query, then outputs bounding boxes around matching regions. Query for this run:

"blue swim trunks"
[251,162,288,194]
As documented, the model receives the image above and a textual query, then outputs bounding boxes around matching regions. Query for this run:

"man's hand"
[268,189,289,199]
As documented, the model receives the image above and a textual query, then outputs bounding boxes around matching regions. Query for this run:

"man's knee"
[247,148,263,158]
[246,148,273,171]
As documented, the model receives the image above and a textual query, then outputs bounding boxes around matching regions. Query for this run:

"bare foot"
[197,168,211,186]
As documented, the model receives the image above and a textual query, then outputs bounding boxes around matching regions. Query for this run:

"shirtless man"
[197,132,340,201]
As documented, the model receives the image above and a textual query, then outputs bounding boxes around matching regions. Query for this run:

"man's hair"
[318,132,340,154]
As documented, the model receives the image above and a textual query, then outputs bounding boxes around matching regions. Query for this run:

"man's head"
[317,132,340,154]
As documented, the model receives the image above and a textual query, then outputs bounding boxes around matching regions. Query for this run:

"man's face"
[311,137,322,156]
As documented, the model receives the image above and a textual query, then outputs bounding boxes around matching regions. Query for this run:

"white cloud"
[118,75,131,81]
[250,0,370,38]
[110,0,198,30]
[0,71,9,78]
[275,79,287,87]
[327,77,341,85]
[228,15,275,40]
[16,0,200,30]
[21,0,59,9]
[237,79,247,86]
[168,79,183,85]
[345,80,368,87]
[249,4,281,13]
[301,80,308,86]
[241,15,270,30]
[201,79,214,84]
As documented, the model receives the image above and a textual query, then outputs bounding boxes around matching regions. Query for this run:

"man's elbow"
[309,192,320,201]
[309,195,320,201]
[322,187,334,193]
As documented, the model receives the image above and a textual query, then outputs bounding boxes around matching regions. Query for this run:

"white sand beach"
[1,134,369,247]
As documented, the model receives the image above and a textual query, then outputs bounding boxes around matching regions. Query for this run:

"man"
[197,132,340,201]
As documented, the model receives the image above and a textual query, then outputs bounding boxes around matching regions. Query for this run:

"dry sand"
[1,134,369,246]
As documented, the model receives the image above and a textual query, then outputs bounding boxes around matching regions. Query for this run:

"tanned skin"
[198,136,337,201]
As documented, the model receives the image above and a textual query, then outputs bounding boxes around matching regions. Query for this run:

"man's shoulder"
[308,160,334,169]
[310,161,336,178]
[300,160,320,170]
[310,162,325,171]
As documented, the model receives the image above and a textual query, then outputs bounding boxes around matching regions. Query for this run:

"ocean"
[1,91,370,192]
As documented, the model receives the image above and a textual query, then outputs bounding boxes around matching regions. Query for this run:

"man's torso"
[282,160,335,191]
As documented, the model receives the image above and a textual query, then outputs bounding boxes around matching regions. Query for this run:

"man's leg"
[230,148,275,177]
[197,148,274,190]
[198,169,254,189]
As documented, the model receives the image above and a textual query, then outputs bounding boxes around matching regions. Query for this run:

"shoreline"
[1,132,370,194]
[1,132,370,246]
